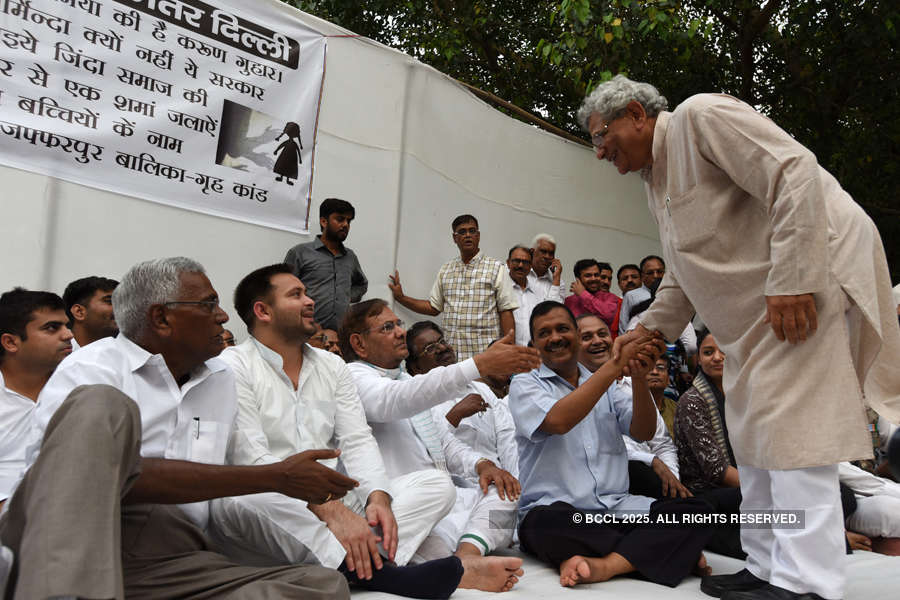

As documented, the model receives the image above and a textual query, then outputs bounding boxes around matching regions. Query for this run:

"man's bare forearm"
[629,376,657,441]
[395,295,440,316]
[540,361,620,434]
[123,458,280,504]
[499,310,515,339]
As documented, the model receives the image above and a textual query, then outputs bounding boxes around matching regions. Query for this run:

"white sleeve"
[679,323,698,357]
[645,412,680,477]
[331,361,391,498]
[623,436,655,466]
[221,351,281,466]
[435,414,482,477]
[493,400,519,478]
[350,360,480,423]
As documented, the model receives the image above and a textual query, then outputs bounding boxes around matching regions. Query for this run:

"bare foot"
[458,555,524,592]
[693,552,712,577]
[559,555,592,587]
[558,553,635,587]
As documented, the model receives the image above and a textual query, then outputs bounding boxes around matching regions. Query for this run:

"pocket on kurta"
[594,413,626,454]
[667,189,717,252]
[188,420,228,464]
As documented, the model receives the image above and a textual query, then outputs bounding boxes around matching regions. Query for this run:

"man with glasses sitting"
[342,301,540,592]
[2,257,354,600]
[214,264,466,599]
[407,323,519,497]
[388,214,518,360]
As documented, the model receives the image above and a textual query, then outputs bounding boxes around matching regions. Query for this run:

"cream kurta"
[639,94,900,469]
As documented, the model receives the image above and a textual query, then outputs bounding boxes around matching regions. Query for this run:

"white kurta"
[639,94,900,469]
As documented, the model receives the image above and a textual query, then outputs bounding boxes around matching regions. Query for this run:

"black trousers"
[518,498,715,588]
[628,460,665,499]
[693,487,746,559]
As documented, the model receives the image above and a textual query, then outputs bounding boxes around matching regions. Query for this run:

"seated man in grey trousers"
[0,257,356,600]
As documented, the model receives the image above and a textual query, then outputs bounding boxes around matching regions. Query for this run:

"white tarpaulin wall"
[1,0,660,339]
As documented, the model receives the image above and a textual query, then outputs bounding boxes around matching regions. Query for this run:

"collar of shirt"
[0,371,32,406]
[117,334,226,392]
[313,235,346,256]
[250,335,296,389]
[250,336,326,391]
[355,360,408,381]
[535,362,592,388]
[454,250,483,267]
[528,268,553,283]
[511,279,534,294]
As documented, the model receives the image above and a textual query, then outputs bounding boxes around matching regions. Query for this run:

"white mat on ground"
[352,549,899,599]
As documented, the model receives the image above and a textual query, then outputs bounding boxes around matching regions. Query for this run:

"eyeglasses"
[590,111,625,147]
[453,227,479,237]
[310,333,329,343]
[362,319,404,335]
[508,258,532,266]
[222,336,236,346]
[164,299,220,313]
[420,337,448,356]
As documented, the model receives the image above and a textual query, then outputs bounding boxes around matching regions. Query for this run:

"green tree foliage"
[286,0,900,279]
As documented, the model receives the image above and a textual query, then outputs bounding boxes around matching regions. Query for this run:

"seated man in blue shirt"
[509,301,714,588]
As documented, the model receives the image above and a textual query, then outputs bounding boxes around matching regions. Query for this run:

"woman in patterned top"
[674,330,735,493]
[673,330,744,558]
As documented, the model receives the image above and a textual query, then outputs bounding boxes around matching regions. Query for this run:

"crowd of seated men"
[1,203,898,599]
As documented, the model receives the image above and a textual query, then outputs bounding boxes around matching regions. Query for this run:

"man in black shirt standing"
[284,198,368,331]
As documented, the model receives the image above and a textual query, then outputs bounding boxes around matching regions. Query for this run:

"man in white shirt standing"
[0,258,355,600]
[214,264,465,599]
[0,288,73,510]
[341,300,541,592]
[618,255,666,335]
[507,245,561,346]
[528,233,565,302]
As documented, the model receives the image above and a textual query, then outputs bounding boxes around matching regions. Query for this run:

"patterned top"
[673,371,735,492]
[429,252,518,360]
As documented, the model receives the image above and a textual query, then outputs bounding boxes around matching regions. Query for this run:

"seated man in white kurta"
[0,289,74,510]
[214,264,467,599]
[341,300,542,592]
[409,325,519,488]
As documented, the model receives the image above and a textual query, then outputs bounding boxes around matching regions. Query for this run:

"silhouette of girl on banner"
[273,121,302,185]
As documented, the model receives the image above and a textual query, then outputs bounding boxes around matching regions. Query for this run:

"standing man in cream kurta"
[581,76,900,600]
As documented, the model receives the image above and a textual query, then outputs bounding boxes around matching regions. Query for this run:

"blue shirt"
[509,363,637,520]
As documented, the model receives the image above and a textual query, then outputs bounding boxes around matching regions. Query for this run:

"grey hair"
[507,244,532,259]
[113,257,206,338]
[531,233,556,248]
[577,74,668,130]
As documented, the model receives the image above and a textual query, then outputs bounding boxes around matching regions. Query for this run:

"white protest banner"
[0,0,325,233]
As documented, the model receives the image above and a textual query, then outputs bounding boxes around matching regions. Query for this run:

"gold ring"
[324,493,333,502]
